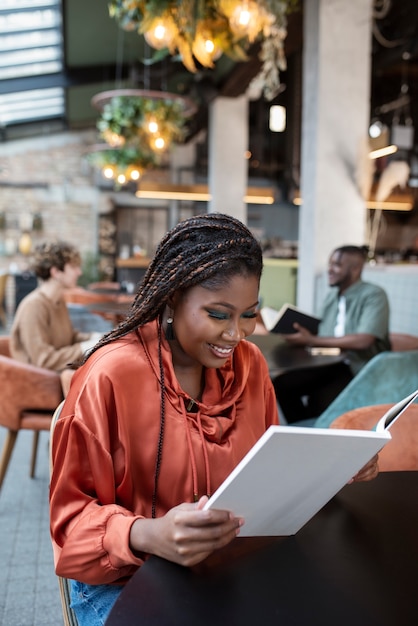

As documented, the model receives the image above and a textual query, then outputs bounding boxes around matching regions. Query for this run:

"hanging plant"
[108,0,300,99]
[96,95,188,150]
[88,89,197,187]
[87,145,160,169]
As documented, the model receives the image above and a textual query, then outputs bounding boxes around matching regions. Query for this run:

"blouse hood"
[137,319,255,442]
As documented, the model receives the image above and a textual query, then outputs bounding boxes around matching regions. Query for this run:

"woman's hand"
[130,496,244,567]
[349,454,379,483]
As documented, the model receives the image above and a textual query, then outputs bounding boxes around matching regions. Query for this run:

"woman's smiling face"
[169,273,260,370]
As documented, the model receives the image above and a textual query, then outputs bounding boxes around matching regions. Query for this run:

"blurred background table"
[247,334,345,378]
[247,334,352,423]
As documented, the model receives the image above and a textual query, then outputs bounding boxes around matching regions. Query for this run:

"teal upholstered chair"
[314,350,418,429]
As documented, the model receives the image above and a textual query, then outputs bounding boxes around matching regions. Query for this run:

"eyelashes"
[207,310,257,320]
[208,311,228,320]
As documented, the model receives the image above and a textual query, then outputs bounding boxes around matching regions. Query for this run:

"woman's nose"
[222,323,243,341]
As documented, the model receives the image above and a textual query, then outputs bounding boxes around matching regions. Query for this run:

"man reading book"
[275,245,391,422]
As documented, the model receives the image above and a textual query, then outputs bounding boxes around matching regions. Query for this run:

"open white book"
[204,390,418,536]
[375,389,418,431]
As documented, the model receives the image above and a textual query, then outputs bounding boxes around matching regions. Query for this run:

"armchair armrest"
[0,356,63,430]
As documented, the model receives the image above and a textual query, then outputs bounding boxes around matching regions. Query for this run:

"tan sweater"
[10,288,90,372]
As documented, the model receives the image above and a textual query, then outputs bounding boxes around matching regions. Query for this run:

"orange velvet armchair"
[0,336,63,492]
[330,403,418,471]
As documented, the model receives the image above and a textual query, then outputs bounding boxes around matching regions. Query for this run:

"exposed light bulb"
[204,39,215,54]
[238,8,251,26]
[144,18,175,49]
[229,1,264,42]
[102,129,125,147]
[129,169,141,181]
[147,119,159,134]
[103,166,115,179]
[117,174,126,185]
[369,121,383,139]
[192,35,221,66]
[154,24,167,40]
[153,136,166,150]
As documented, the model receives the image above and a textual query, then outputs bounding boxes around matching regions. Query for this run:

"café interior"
[1,1,418,624]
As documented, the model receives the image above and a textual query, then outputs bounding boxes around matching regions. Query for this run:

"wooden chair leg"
[0,429,18,490]
[30,430,40,478]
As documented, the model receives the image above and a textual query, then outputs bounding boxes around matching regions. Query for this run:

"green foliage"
[78,251,103,287]
[108,1,299,94]
[87,146,160,170]
[97,95,188,146]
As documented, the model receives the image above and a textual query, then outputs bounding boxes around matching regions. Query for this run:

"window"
[0,0,64,126]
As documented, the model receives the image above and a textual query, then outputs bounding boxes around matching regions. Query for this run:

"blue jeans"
[70,580,123,625]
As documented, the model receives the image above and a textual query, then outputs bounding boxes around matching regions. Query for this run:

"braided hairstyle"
[85,212,263,362]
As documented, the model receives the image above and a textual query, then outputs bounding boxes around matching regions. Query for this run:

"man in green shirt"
[275,245,390,422]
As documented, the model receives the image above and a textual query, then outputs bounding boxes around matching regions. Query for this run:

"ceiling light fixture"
[368,145,398,160]
[88,90,197,186]
[135,182,275,204]
[269,105,286,132]
[368,120,384,138]
[108,1,298,101]
[292,192,412,211]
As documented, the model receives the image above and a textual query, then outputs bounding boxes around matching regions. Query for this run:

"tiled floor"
[0,429,63,625]
[0,317,63,625]
[0,306,114,626]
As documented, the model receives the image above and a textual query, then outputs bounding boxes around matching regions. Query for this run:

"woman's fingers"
[350,454,379,483]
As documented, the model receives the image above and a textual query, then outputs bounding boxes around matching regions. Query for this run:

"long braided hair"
[83,213,263,514]
[85,213,263,360]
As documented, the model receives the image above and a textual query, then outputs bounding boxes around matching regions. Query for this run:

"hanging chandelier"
[88,89,197,186]
[86,144,161,186]
[108,1,299,100]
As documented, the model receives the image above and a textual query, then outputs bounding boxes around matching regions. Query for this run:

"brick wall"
[0,129,110,274]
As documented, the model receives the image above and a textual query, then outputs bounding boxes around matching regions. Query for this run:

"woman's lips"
[208,343,234,358]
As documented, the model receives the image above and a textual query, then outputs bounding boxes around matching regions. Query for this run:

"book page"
[375,389,418,432]
[204,425,390,537]
[259,306,280,331]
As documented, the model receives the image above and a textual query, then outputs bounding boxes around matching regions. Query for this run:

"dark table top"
[106,472,418,626]
[247,333,346,377]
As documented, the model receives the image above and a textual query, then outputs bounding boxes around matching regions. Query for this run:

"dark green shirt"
[319,280,391,375]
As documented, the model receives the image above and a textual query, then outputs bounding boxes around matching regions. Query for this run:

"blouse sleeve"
[50,380,144,585]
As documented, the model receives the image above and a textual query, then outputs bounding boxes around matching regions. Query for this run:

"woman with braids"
[49,213,379,625]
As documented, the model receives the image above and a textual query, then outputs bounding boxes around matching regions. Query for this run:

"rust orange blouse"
[49,320,278,585]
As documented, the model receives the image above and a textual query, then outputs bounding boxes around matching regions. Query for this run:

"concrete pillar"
[298,0,373,311]
[169,142,197,230]
[208,95,248,223]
